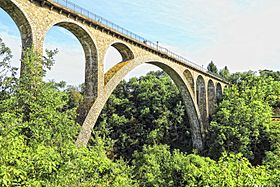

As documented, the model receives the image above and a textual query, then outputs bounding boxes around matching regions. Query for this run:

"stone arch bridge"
[0,0,228,151]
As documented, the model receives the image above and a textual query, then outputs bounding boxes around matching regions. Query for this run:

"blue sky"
[0,0,280,85]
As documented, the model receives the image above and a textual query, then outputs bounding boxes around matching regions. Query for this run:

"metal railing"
[51,0,224,80]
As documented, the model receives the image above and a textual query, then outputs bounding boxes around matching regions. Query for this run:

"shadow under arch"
[207,79,215,117]
[196,75,207,134]
[110,41,134,62]
[183,69,194,95]
[44,21,98,101]
[0,0,33,72]
[216,82,222,101]
[77,56,204,151]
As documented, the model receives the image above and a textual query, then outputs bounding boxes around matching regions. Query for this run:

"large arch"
[207,79,215,118]
[43,21,98,122]
[196,75,207,135]
[0,0,33,49]
[77,56,204,151]
[0,0,33,74]
[52,22,98,99]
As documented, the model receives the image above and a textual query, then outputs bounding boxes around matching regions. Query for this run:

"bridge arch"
[207,79,215,117]
[216,82,222,101]
[109,41,134,62]
[44,21,98,100]
[104,41,134,83]
[0,0,33,56]
[196,75,207,134]
[183,69,194,95]
[77,57,204,151]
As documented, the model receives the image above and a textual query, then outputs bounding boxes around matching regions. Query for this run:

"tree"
[219,66,230,80]
[95,71,193,160]
[207,61,218,75]
[0,46,137,186]
[132,144,271,187]
[0,38,14,80]
[263,121,280,184]
[259,69,280,81]
[0,38,17,100]
[207,72,280,165]
[259,70,280,115]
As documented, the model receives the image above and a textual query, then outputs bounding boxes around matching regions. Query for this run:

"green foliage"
[207,71,280,165]
[207,62,231,80]
[64,85,84,110]
[0,46,136,186]
[132,144,271,187]
[96,71,192,160]
[259,70,280,113]
[207,61,218,75]
[0,38,17,100]
[0,134,137,186]
[219,66,230,80]
[0,48,78,147]
[260,69,280,81]
[262,121,280,184]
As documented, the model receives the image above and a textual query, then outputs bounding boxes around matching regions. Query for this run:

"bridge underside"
[0,0,227,151]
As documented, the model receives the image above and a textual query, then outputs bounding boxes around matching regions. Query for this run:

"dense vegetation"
[95,71,193,160]
[0,38,279,186]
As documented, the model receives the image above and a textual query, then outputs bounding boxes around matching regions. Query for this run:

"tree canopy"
[207,61,218,75]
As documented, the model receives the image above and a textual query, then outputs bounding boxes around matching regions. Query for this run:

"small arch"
[111,42,134,62]
[196,75,207,133]
[104,42,134,83]
[216,83,222,101]
[45,21,98,100]
[183,69,194,95]
[207,80,215,117]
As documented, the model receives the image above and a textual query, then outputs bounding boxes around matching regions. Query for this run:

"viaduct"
[0,0,228,151]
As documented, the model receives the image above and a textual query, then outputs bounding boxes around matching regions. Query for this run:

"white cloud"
[167,0,280,72]
[44,42,86,85]
[0,31,21,75]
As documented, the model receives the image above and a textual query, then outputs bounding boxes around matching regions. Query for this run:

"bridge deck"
[33,0,228,83]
